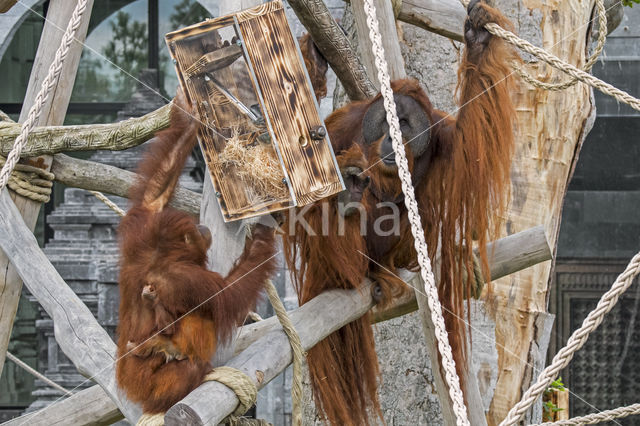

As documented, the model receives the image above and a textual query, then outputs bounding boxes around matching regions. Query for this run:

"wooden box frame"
[165,0,344,221]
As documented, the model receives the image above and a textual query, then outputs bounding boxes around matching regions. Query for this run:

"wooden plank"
[2,385,123,426]
[0,0,94,379]
[237,4,344,206]
[235,226,552,353]
[0,189,140,421]
[50,154,202,216]
[184,45,243,78]
[167,14,295,221]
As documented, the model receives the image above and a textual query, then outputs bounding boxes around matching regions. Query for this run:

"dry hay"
[218,129,289,203]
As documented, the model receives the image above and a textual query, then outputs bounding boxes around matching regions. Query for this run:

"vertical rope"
[264,280,304,426]
[360,0,470,425]
[0,0,89,192]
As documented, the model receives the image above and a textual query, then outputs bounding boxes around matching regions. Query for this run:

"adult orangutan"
[286,1,517,424]
[116,89,277,414]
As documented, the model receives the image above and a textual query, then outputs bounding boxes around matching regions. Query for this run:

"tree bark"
[486,1,597,423]
[50,154,201,215]
[0,0,94,379]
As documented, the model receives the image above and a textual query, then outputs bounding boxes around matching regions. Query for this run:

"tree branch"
[288,0,377,100]
[50,154,202,216]
[0,104,170,158]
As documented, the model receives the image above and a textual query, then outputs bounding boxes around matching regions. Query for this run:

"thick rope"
[507,0,606,91]
[263,279,304,426]
[204,366,258,417]
[458,0,640,111]
[0,0,89,191]
[361,0,470,425]
[499,251,640,426]
[534,403,640,425]
[6,351,72,396]
[88,190,125,216]
[136,413,164,426]
[0,156,54,202]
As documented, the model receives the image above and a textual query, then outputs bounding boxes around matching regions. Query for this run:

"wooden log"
[165,281,375,425]
[373,225,552,322]
[351,0,406,87]
[8,225,551,426]
[287,0,377,100]
[0,103,170,158]
[0,0,94,379]
[168,220,551,424]
[0,189,140,420]
[50,153,202,216]
[235,225,551,353]
[397,0,466,42]
[2,385,123,426]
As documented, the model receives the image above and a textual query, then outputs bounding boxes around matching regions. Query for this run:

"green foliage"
[549,377,566,391]
[102,11,148,97]
[543,400,565,416]
[623,0,640,7]
[169,0,210,29]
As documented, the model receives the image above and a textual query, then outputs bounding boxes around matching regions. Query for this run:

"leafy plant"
[542,377,566,421]
[549,377,566,391]
[623,0,640,7]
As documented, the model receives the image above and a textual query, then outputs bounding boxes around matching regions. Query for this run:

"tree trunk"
[486,1,596,423]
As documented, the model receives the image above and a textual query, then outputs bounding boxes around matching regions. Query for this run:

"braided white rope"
[0,0,89,192]
[534,403,640,425]
[361,1,470,425]
[500,251,640,426]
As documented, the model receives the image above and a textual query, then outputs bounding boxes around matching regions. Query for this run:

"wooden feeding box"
[165,0,344,221]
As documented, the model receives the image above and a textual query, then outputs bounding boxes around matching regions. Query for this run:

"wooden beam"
[373,225,551,322]
[397,0,466,42]
[2,385,124,426]
[165,281,376,425]
[168,226,551,425]
[0,0,94,379]
[351,0,406,86]
[287,0,377,100]
[0,103,170,158]
[0,189,140,420]
[50,154,202,216]
[235,225,551,353]
[10,226,550,426]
